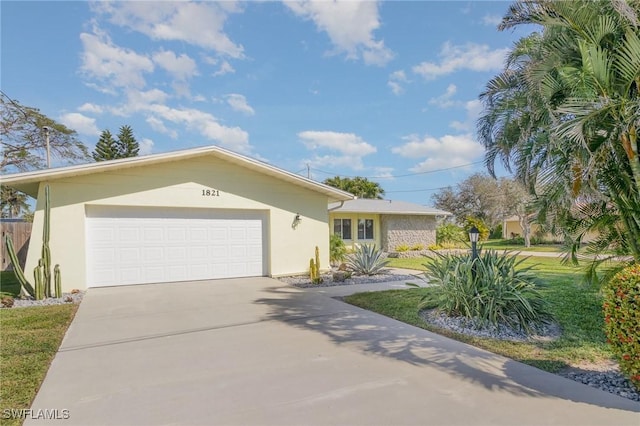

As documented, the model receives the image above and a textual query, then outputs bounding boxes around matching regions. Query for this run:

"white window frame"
[357,218,374,240]
[333,218,352,240]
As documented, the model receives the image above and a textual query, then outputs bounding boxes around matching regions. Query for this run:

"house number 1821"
[202,189,220,196]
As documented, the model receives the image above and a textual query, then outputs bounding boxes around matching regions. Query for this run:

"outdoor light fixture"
[468,226,480,244]
[292,213,302,229]
[469,226,480,279]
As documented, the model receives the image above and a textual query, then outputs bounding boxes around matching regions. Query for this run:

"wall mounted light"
[292,213,302,229]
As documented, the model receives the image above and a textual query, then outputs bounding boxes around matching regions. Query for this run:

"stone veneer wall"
[380,215,437,252]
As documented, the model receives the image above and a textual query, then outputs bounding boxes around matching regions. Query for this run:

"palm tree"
[478,0,640,275]
[1,187,30,218]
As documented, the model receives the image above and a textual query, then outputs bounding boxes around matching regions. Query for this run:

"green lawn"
[350,256,611,373]
[0,271,22,297]
[0,305,78,426]
[481,239,564,252]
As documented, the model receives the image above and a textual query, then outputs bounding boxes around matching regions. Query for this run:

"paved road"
[27,278,639,425]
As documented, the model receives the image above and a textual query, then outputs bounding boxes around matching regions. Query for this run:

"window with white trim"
[358,219,374,240]
[333,218,352,240]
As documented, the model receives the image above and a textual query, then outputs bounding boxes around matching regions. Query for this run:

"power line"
[386,186,449,193]
[310,160,484,179]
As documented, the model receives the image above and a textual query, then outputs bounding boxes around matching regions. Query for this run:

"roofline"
[0,145,354,201]
[330,209,451,216]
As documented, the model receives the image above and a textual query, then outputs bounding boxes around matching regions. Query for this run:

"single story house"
[502,216,598,243]
[1,146,353,291]
[328,199,450,252]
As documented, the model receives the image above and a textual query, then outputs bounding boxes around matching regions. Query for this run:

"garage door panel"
[87,209,265,287]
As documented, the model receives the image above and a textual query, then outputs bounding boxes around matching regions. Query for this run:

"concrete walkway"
[27,277,639,425]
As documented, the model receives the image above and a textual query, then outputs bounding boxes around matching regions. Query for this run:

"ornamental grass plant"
[417,249,554,333]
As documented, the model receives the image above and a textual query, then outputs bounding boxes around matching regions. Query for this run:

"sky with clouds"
[2,1,534,205]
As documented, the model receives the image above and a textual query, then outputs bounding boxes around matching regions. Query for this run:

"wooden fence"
[1,221,32,271]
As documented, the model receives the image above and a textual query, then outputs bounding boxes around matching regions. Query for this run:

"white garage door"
[86,207,265,287]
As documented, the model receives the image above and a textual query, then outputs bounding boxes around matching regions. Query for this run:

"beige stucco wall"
[328,213,381,250]
[26,156,331,291]
[380,215,437,251]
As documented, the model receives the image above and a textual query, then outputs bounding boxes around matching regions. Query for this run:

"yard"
[0,303,77,426]
[347,255,613,373]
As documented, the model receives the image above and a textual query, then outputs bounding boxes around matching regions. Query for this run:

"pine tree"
[92,130,119,162]
[116,125,139,158]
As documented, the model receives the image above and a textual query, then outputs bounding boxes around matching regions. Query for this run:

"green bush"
[395,244,410,252]
[418,250,553,332]
[436,223,465,245]
[489,224,503,240]
[330,234,347,265]
[464,217,490,241]
[603,264,640,389]
[410,244,424,251]
[346,244,389,276]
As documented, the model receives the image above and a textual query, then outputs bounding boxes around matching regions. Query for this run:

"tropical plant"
[416,250,553,333]
[395,244,410,252]
[463,217,490,241]
[478,0,640,281]
[602,263,640,389]
[436,223,465,246]
[1,186,30,218]
[329,233,347,265]
[346,244,389,275]
[323,176,385,199]
[410,244,424,251]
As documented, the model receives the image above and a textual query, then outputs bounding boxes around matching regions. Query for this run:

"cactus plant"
[309,258,317,281]
[34,260,44,300]
[54,264,62,298]
[315,246,320,274]
[4,184,61,300]
[4,235,35,298]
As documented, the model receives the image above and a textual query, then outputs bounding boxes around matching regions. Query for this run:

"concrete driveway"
[28,278,639,425]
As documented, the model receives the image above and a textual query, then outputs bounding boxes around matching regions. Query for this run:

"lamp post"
[43,126,51,168]
[469,226,480,279]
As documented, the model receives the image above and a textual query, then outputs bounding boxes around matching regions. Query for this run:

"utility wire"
[386,186,450,193]
[310,160,484,179]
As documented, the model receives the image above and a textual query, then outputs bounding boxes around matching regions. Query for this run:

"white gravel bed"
[278,271,417,288]
[5,291,85,308]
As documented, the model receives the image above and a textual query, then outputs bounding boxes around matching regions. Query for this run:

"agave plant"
[346,244,389,276]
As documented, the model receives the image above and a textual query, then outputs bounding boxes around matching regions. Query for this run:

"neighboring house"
[502,216,598,243]
[1,146,353,291]
[328,199,450,252]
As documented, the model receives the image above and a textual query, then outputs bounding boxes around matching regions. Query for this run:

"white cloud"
[450,99,483,131]
[412,42,508,80]
[482,14,502,26]
[388,70,408,95]
[392,133,484,171]
[77,103,103,114]
[92,1,244,57]
[80,29,154,89]
[59,112,100,136]
[225,94,255,116]
[146,116,178,139]
[139,138,154,156]
[299,130,376,170]
[285,0,393,66]
[372,167,394,179]
[152,50,198,80]
[146,104,251,153]
[429,84,458,108]
[213,60,235,76]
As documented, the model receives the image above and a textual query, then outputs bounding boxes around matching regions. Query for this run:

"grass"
[350,255,611,373]
[0,271,22,297]
[0,304,78,426]
[481,239,564,252]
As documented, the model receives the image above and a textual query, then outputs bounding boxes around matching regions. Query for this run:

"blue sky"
[2,1,533,205]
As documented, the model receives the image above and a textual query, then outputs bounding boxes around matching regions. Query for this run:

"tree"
[92,130,119,162]
[93,125,140,161]
[323,176,385,199]
[1,186,29,218]
[478,0,640,271]
[116,125,139,158]
[1,93,90,172]
[431,173,505,229]
[500,179,534,247]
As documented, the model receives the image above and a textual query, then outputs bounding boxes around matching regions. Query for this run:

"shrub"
[603,264,640,389]
[346,244,389,276]
[427,244,441,250]
[506,236,525,245]
[410,244,424,251]
[330,234,347,265]
[436,223,465,245]
[417,250,553,332]
[489,224,503,240]
[464,217,490,241]
[395,244,410,252]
